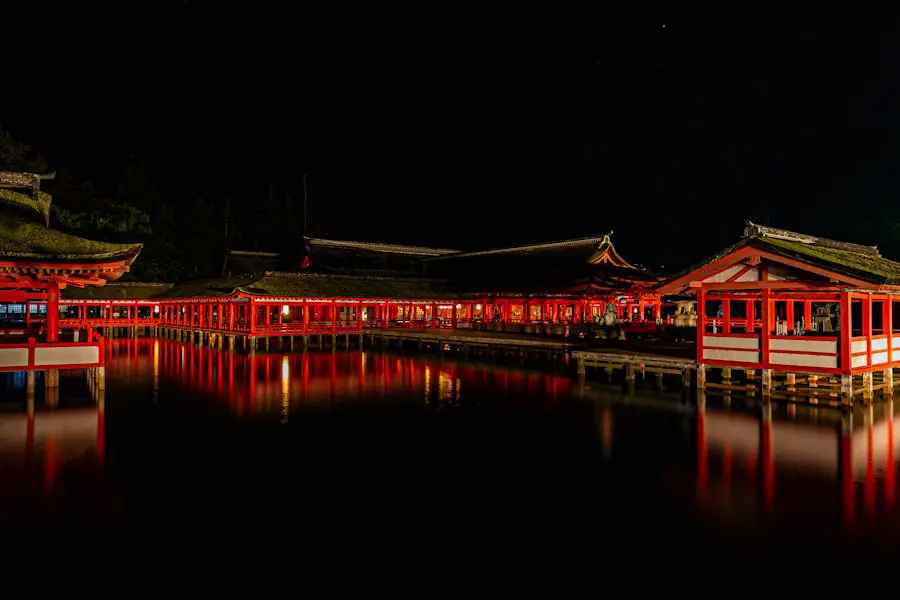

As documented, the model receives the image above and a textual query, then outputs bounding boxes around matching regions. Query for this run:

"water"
[2,337,900,558]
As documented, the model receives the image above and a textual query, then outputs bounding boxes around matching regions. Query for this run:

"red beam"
[690,280,841,290]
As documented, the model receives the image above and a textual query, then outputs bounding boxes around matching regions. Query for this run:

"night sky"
[7,4,900,271]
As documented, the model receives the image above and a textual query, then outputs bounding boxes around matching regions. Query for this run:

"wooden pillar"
[331,300,337,334]
[761,369,772,396]
[885,298,893,364]
[761,289,771,368]
[46,280,59,342]
[746,299,754,333]
[249,300,257,334]
[696,288,706,365]
[863,371,874,398]
[722,296,731,333]
[863,295,872,369]
[840,292,852,374]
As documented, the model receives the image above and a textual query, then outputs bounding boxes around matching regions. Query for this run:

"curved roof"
[0,209,142,264]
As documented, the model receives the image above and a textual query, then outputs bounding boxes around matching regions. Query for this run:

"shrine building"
[0,171,142,390]
[656,220,900,400]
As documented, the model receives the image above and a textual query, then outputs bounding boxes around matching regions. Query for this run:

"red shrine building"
[657,221,900,399]
[0,171,141,387]
[58,233,663,342]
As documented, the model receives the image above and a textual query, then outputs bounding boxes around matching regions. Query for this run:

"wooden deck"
[365,327,580,351]
[571,349,698,384]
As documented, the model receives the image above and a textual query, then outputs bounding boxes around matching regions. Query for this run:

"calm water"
[2,337,900,557]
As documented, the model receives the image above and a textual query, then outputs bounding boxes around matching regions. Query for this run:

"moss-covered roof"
[241,273,474,300]
[656,221,900,292]
[0,206,142,263]
[754,237,900,285]
[156,272,474,300]
[62,283,174,300]
[0,187,51,218]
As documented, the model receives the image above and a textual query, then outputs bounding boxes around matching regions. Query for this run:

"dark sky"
[6,3,900,270]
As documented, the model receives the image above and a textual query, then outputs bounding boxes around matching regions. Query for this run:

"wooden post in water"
[841,375,853,405]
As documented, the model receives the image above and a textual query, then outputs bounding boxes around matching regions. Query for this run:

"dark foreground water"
[2,338,900,559]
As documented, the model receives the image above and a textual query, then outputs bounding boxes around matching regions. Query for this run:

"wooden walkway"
[571,349,697,385]
[367,327,579,349]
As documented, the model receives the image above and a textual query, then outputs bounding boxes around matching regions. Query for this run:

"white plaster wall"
[872,351,889,365]
[872,338,889,352]
[735,268,760,282]
[703,349,760,363]
[769,338,838,354]
[703,335,759,349]
[704,264,744,283]
[0,348,28,368]
[893,337,900,349]
[34,346,99,367]
[769,352,838,369]
[852,354,868,368]
[852,340,868,354]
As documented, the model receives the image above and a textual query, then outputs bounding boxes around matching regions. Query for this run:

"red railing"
[0,329,105,372]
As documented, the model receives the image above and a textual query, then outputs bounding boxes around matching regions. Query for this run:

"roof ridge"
[304,236,460,256]
[744,220,880,256]
[262,270,453,283]
[228,249,281,257]
[423,232,614,261]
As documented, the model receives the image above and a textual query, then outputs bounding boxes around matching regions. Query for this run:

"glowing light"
[475,304,482,310]
[455,304,462,310]
[281,356,290,387]
[154,305,160,313]
[282,305,290,315]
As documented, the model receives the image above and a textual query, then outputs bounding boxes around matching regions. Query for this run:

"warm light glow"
[475,304,482,310]
[282,305,290,315]
[455,304,462,310]
[281,357,290,425]
[154,305,160,313]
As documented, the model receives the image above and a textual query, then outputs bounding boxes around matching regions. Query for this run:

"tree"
[117,155,161,214]
[0,126,47,172]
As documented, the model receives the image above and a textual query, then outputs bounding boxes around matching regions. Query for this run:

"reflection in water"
[4,336,900,555]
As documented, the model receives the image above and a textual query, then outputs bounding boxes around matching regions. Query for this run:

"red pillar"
[761,288,771,368]
[46,281,59,342]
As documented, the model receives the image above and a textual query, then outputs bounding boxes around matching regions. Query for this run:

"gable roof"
[62,282,174,300]
[422,233,630,264]
[155,272,474,301]
[301,236,459,277]
[656,220,900,294]
[0,204,142,265]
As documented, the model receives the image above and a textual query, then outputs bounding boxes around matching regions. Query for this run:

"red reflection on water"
[841,433,855,532]
[760,406,774,512]
[44,435,59,494]
[108,338,573,417]
[887,403,895,505]
[697,408,707,496]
